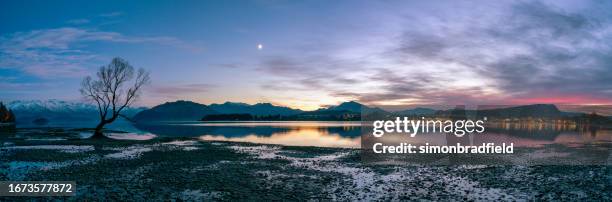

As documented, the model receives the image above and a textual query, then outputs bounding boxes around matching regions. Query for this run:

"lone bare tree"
[80,57,150,138]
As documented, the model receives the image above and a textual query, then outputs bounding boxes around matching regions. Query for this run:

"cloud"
[477,2,612,100]
[0,27,200,78]
[149,83,216,96]
[140,83,216,106]
[66,19,90,25]
[0,82,54,90]
[403,1,612,104]
[256,54,376,103]
[99,12,123,17]
[256,0,612,106]
[215,63,243,69]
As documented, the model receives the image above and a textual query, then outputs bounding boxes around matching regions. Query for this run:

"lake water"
[134,121,362,148]
[8,120,612,149]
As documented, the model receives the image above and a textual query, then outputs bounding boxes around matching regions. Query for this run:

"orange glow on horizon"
[199,126,360,148]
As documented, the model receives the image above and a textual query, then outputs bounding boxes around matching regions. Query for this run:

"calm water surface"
[135,121,362,148]
[8,120,612,149]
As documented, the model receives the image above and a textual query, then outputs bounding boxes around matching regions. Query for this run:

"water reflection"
[6,120,610,148]
[362,126,611,165]
[130,121,612,148]
[178,121,361,127]
[367,127,612,148]
[199,127,360,148]
[134,121,361,148]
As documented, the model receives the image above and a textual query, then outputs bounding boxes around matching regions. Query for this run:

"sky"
[1,0,611,110]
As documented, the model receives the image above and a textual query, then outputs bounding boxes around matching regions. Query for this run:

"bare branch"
[79,57,150,131]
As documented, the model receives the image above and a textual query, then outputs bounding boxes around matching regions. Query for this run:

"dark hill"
[477,104,561,118]
[322,101,387,115]
[209,102,302,116]
[438,104,562,118]
[133,100,217,122]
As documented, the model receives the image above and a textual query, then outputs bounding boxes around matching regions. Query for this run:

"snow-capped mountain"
[8,99,98,113]
[7,99,147,124]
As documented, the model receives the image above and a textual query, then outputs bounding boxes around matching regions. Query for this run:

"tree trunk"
[91,121,108,139]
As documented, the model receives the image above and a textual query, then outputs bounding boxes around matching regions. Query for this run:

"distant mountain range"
[133,100,304,122]
[320,101,386,114]
[5,99,606,123]
[133,100,374,122]
[486,104,560,118]
[323,101,365,112]
[132,100,216,122]
[434,104,564,118]
[133,101,605,122]
[209,102,302,116]
[7,99,146,124]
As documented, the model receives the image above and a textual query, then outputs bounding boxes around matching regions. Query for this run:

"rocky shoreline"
[0,129,610,201]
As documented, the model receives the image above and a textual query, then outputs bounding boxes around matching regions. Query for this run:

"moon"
[257,44,263,50]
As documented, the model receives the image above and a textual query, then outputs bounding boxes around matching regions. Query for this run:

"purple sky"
[1,0,611,110]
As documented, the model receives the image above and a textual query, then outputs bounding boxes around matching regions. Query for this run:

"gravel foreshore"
[0,129,610,201]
